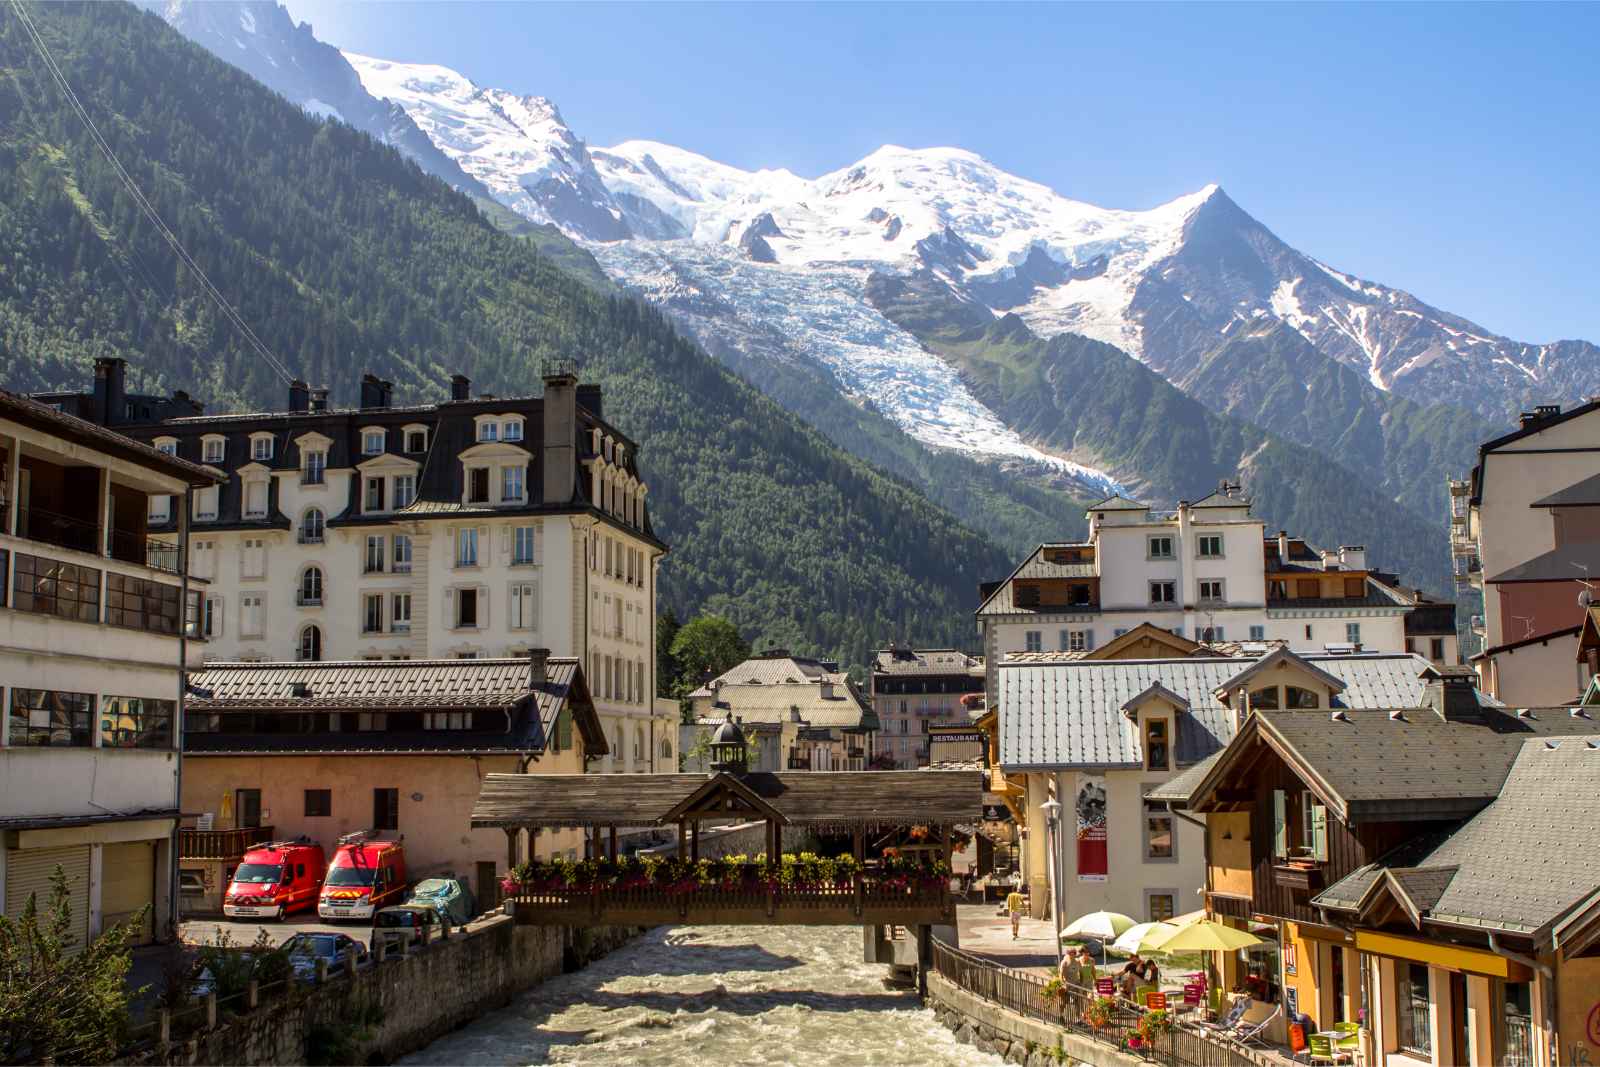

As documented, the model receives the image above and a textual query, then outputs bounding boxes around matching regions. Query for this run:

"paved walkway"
[954,902,1062,974]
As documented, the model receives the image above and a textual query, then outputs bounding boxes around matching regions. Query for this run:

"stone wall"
[127,917,638,1066]
[927,970,1143,1067]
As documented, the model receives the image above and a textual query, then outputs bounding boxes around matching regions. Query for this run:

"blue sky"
[283,1,1599,344]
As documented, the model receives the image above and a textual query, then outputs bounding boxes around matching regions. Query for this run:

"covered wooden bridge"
[471,766,983,928]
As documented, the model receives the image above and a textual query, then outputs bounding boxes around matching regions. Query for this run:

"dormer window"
[154,437,178,457]
[1248,686,1280,710]
[1144,717,1169,771]
[362,429,385,456]
[501,466,524,503]
[201,436,225,464]
[393,474,415,509]
[243,478,268,519]
[503,419,523,442]
[302,450,326,485]
[479,421,499,443]
[1285,686,1320,709]
[250,434,273,461]
[405,428,428,453]
[364,476,385,513]
[194,486,219,521]
[467,467,489,504]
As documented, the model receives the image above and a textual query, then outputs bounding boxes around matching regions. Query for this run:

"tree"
[655,608,681,698]
[667,614,751,696]
[0,868,143,1064]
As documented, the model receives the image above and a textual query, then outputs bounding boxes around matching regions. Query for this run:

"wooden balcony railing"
[179,825,275,860]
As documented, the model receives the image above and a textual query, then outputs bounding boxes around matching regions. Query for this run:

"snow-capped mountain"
[144,1,483,198]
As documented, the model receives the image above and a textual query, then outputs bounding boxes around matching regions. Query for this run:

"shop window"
[1397,963,1432,1055]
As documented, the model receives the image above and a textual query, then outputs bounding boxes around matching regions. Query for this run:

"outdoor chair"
[1309,1033,1353,1065]
[1145,991,1168,1011]
[1232,1005,1281,1049]
[1135,984,1157,1005]
[1197,995,1249,1035]
[1175,984,1203,1016]
[1095,977,1116,997]
[1334,1022,1362,1064]
[1288,1023,1308,1060]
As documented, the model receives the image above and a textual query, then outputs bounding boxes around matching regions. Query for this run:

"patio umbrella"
[1143,918,1264,954]
[1059,910,1137,940]
[1109,920,1182,955]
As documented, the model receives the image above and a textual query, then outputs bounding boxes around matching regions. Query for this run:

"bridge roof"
[471,770,984,830]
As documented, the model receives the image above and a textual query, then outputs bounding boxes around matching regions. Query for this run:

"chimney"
[360,373,390,409]
[288,379,310,413]
[527,647,550,688]
[1320,549,1341,571]
[1277,530,1289,562]
[309,388,329,413]
[93,357,127,426]
[450,374,471,402]
[542,361,578,505]
[1426,667,1486,722]
[577,383,603,421]
[1339,545,1367,570]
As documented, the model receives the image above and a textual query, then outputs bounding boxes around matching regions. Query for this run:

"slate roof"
[1485,541,1600,584]
[1266,578,1411,609]
[1316,736,1600,939]
[1143,751,1223,806]
[872,648,980,676]
[0,390,221,486]
[1247,706,1600,822]
[184,656,606,756]
[1531,471,1600,509]
[1086,495,1150,511]
[976,544,1099,617]
[997,652,1437,771]
[695,682,877,730]
[471,769,985,829]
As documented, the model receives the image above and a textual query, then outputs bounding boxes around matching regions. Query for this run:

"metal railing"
[13,505,184,575]
[930,938,1264,1067]
[178,825,275,860]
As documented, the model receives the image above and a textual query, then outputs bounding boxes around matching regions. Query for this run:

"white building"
[976,486,1420,704]
[684,652,878,771]
[51,360,675,774]
[867,646,984,769]
[0,390,217,947]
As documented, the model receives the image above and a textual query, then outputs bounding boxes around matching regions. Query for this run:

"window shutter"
[558,708,572,751]
[508,584,519,629]
[1085,629,1095,650]
[1311,803,1329,862]
[477,585,489,629]
[1273,790,1288,859]
[528,581,540,630]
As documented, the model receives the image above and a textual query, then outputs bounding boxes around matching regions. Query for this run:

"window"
[392,535,412,574]
[148,494,171,524]
[298,624,323,661]
[108,573,183,635]
[1249,625,1265,641]
[456,528,478,567]
[510,582,537,630]
[303,450,326,485]
[12,554,100,622]
[1067,629,1090,652]
[299,508,324,544]
[362,429,385,455]
[243,479,268,518]
[513,526,538,565]
[364,535,386,574]
[456,587,479,628]
[298,566,323,606]
[405,429,427,453]
[501,466,524,502]
[1197,534,1223,558]
[241,594,264,637]
[363,594,384,634]
[425,711,469,730]
[364,476,385,513]
[605,538,614,576]
[154,439,177,456]
[1286,686,1320,709]
[1397,963,1432,1055]
[1250,686,1280,710]
[304,789,331,817]
[1269,579,1288,600]
[1024,630,1042,653]
[1346,622,1362,645]
[391,593,411,632]
[1197,625,1224,643]
[479,421,498,442]
[1149,580,1176,604]
[358,712,387,731]
[1147,535,1174,560]
[242,538,265,579]
[467,467,489,504]
[252,436,273,461]
[194,486,219,521]
[1305,624,1314,640]
[1198,578,1225,603]
[1297,579,1319,598]
[203,596,220,637]
[9,688,93,747]
[1146,891,1176,923]
[503,419,523,442]
[1344,577,1365,598]
[1144,718,1169,771]
[1143,797,1174,860]
[393,475,416,509]
[202,437,225,464]
[1430,637,1445,661]
[373,788,399,831]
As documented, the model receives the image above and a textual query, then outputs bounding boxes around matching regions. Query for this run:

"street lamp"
[1040,797,1063,967]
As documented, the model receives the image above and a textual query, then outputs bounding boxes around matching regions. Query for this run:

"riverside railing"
[930,937,1265,1067]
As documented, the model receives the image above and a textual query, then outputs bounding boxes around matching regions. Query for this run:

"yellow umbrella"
[1143,918,1264,953]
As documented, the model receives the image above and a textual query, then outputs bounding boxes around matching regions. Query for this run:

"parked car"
[318,833,406,922]
[370,904,440,953]
[283,932,369,981]
[222,838,326,919]
[405,877,476,927]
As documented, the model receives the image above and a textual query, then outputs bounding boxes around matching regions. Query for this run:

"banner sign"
[1076,776,1108,882]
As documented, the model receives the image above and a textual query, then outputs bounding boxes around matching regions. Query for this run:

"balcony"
[1271,860,1324,893]
[179,824,275,860]
[787,755,812,770]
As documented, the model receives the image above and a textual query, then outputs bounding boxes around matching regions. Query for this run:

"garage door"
[102,841,156,945]
[5,845,90,953]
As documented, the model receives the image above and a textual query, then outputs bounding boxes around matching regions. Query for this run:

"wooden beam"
[677,819,686,860]
[609,825,618,862]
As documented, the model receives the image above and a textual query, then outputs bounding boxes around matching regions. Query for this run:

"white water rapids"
[399,925,1006,1066]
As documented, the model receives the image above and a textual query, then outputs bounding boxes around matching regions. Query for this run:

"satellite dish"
[1580,588,1593,609]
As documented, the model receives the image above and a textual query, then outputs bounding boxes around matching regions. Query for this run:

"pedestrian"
[1006,888,1026,939]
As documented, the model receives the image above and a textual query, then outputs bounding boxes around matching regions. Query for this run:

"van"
[222,839,326,920]
[317,833,406,922]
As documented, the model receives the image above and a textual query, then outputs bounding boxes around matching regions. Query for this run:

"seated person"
[1140,958,1162,988]
[1116,967,1139,1000]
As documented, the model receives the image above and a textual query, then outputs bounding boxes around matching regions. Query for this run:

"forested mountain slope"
[0,1,1018,666]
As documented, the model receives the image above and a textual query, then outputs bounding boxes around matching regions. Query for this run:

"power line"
[7,0,298,387]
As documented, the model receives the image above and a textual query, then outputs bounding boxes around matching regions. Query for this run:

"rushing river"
[400,925,1005,1067]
